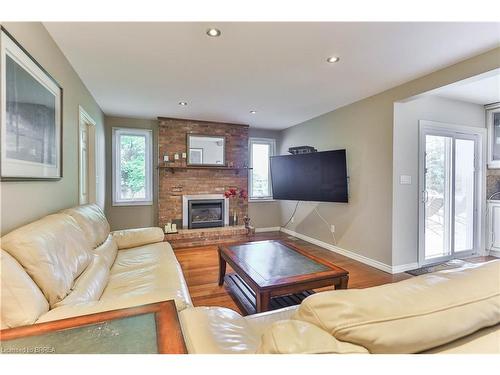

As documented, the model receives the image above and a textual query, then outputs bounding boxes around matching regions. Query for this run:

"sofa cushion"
[293,260,500,353]
[180,307,259,354]
[257,320,369,354]
[93,235,118,269]
[53,254,109,308]
[245,305,299,338]
[112,227,164,250]
[0,249,49,329]
[61,204,110,248]
[422,324,500,354]
[100,242,192,311]
[1,214,92,307]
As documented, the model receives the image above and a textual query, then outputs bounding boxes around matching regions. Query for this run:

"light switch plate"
[400,175,412,185]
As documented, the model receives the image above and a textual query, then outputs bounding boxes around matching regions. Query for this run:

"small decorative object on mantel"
[243,216,253,235]
[224,187,248,226]
[164,223,178,234]
[1,27,63,180]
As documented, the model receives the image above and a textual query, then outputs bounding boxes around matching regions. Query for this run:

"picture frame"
[0,27,63,180]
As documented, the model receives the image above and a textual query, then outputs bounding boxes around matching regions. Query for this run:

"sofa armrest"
[111,227,164,250]
[179,307,259,354]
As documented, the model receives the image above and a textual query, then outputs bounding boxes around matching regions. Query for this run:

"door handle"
[422,190,429,203]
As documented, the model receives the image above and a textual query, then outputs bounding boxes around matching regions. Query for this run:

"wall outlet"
[330,224,336,233]
[400,175,412,185]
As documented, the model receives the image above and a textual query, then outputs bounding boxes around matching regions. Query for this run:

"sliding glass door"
[419,122,480,265]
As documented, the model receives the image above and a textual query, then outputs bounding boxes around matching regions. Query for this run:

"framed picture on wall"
[0,27,63,180]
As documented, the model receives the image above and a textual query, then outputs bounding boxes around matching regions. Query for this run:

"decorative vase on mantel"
[224,187,248,226]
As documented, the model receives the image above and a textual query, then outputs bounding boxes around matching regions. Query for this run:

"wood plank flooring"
[174,231,412,315]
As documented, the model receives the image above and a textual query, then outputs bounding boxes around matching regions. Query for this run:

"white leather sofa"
[1,204,192,329]
[179,260,500,354]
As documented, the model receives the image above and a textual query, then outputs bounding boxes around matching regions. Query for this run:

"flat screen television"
[270,149,348,202]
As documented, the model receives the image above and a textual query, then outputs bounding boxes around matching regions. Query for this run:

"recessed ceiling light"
[178,101,188,106]
[249,110,257,114]
[326,56,340,63]
[206,28,221,37]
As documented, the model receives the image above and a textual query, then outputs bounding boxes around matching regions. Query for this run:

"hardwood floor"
[174,231,412,315]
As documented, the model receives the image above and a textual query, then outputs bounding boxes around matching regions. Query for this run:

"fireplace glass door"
[188,199,225,229]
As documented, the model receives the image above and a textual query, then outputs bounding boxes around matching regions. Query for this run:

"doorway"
[79,106,97,205]
[418,120,484,266]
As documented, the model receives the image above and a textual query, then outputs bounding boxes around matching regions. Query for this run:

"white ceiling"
[427,69,500,105]
[44,22,500,129]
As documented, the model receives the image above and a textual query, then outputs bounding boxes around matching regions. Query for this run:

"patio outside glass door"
[419,122,479,266]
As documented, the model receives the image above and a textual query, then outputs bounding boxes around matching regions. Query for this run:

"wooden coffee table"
[0,300,187,354]
[218,240,349,314]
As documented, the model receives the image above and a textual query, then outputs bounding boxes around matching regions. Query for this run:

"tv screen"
[270,150,348,203]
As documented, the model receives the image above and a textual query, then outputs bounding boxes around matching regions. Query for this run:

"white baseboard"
[255,226,281,233]
[390,262,420,273]
[279,227,417,274]
[488,249,500,258]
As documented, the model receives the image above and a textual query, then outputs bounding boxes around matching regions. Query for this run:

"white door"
[419,122,481,265]
[79,123,89,204]
[488,202,500,252]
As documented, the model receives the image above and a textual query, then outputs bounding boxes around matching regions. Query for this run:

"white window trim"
[486,103,500,169]
[249,137,276,201]
[112,127,153,206]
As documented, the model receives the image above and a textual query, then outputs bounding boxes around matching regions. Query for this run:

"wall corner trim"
[279,227,417,274]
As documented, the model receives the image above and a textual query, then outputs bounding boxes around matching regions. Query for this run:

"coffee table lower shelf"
[224,273,315,315]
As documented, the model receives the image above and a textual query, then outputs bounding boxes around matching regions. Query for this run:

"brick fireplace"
[158,117,249,230]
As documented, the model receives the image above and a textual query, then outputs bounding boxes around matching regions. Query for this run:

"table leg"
[334,275,349,290]
[256,291,271,313]
[218,250,227,286]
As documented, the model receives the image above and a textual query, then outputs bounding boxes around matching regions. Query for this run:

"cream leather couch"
[1,204,192,329]
[180,260,500,354]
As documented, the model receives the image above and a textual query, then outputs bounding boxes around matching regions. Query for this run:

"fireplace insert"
[188,199,225,229]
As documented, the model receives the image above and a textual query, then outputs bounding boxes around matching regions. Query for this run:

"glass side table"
[0,300,186,354]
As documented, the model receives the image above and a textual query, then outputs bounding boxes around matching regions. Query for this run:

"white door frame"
[418,120,487,266]
[79,106,97,205]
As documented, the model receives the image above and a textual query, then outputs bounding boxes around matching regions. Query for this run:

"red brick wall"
[158,117,249,228]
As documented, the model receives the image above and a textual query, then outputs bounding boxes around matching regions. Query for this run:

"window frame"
[249,137,276,201]
[112,127,153,206]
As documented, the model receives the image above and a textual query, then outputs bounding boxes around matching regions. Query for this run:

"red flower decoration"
[224,188,247,200]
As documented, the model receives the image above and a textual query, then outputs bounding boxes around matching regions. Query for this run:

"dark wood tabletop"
[218,239,349,314]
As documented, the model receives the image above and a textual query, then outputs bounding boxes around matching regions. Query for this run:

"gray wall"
[104,116,158,231]
[392,96,486,266]
[0,22,105,235]
[248,128,282,229]
[278,47,500,266]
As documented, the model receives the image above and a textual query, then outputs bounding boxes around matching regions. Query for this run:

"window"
[112,128,153,206]
[249,138,276,200]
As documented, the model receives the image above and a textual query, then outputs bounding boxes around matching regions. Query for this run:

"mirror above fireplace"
[187,134,226,166]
